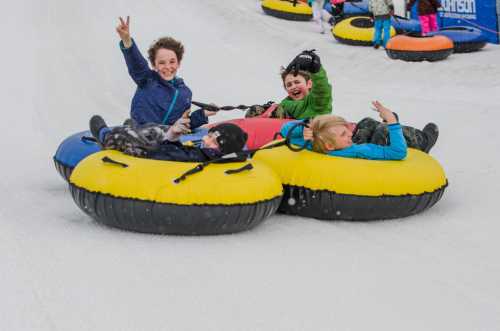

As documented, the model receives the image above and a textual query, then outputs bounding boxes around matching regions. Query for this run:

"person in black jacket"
[89,114,248,162]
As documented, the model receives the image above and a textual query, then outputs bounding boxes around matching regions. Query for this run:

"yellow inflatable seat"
[70,150,283,235]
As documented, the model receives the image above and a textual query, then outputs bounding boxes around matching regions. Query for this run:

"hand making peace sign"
[116,16,132,48]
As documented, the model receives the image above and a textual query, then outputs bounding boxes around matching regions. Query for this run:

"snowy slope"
[1,1,500,330]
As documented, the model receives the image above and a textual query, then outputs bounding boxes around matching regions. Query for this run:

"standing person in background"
[330,0,346,24]
[115,16,216,128]
[406,0,441,35]
[368,0,394,49]
[308,0,333,34]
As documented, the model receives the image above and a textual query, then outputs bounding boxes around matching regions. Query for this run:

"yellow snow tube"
[69,150,283,235]
[262,0,313,21]
[254,146,447,221]
[333,16,396,46]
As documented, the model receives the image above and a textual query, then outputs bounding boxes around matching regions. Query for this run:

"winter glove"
[285,49,321,75]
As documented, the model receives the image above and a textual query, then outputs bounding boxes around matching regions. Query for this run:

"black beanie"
[209,123,248,154]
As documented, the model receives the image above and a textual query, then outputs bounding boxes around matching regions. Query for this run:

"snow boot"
[422,123,439,153]
[89,115,108,146]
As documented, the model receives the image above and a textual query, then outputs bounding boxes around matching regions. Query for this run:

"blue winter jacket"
[120,40,208,128]
[281,121,407,160]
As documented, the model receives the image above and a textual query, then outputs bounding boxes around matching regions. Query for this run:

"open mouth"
[291,90,302,98]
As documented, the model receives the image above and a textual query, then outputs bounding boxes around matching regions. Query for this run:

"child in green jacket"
[245,50,333,119]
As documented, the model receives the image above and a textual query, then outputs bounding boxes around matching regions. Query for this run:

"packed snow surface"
[1,1,499,330]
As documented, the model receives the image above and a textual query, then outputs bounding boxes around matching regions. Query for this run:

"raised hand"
[116,16,132,47]
[171,113,191,134]
[371,100,398,124]
[286,50,321,74]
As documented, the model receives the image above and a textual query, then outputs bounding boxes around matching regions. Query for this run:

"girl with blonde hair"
[281,101,438,160]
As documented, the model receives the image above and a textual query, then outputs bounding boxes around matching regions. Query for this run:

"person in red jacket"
[406,0,442,35]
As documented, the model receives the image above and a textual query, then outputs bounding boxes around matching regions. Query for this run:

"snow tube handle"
[101,156,128,168]
[225,163,253,175]
[285,121,310,152]
[81,136,97,144]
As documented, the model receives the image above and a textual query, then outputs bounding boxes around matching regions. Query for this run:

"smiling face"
[153,48,180,81]
[201,132,220,150]
[283,73,313,100]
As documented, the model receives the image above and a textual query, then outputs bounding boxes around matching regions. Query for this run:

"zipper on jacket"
[162,88,179,124]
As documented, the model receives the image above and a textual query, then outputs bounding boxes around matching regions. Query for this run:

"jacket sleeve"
[310,66,333,116]
[330,123,407,160]
[280,120,304,139]
[120,39,152,86]
[188,109,209,129]
[406,0,417,10]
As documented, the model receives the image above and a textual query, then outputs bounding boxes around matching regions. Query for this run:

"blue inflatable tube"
[54,130,101,181]
[53,127,209,182]
[344,0,369,17]
[391,16,421,35]
[427,26,487,53]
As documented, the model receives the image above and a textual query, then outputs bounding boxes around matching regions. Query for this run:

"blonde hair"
[310,115,348,153]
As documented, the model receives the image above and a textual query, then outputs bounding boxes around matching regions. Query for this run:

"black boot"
[422,123,439,153]
[89,115,108,146]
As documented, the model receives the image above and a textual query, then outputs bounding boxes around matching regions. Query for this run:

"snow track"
[1,1,499,330]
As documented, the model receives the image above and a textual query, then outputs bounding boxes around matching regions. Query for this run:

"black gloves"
[285,49,321,75]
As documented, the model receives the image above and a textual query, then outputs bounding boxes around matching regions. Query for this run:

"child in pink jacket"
[407,0,442,35]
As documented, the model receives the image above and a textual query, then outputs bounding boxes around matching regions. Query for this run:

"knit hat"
[208,123,248,154]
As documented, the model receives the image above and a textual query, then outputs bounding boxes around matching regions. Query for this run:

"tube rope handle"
[101,156,129,168]
[81,136,97,143]
[173,164,206,184]
[285,121,311,152]
[225,163,253,175]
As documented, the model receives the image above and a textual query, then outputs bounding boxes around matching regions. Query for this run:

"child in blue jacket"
[116,16,215,128]
[281,101,438,160]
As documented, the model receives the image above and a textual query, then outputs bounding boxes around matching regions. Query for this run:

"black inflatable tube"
[453,41,487,53]
[278,182,447,221]
[262,6,312,21]
[386,48,453,62]
[70,184,282,235]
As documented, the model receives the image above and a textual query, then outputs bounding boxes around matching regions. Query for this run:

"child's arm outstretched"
[369,101,406,159]
[289,50,333,117]
[372,100,397,124]
[116,16,151,85]
[330,101,407,160]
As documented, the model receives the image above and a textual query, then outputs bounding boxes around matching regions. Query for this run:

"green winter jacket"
[277,67,333,119]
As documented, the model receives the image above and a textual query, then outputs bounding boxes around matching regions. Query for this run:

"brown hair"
[148,37,185,66]
[280,68,311,84]
[310,115,348,153]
